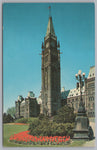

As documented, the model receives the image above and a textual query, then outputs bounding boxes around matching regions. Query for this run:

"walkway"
[83,118,95,147]
[83,139,95,147]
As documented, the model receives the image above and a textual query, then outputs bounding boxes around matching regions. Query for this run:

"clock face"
[51,41,55,47]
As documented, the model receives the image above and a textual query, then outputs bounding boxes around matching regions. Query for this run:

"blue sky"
[3,3,95,112]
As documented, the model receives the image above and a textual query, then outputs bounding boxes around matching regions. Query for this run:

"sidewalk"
[83,139,95,147]
[83,119,95,147]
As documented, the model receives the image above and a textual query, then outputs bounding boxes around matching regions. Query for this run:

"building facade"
[41,16,61,116]
[15,91,40,118]
[62,66,95,117]
[85,66,95,117]
[66,87,85,114]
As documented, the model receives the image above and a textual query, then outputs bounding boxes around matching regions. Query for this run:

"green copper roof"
[28,91,35,98]
[46,17,55,36]
[18,95,23,100]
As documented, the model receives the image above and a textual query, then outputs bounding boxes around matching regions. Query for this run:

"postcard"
[2,2,95,148]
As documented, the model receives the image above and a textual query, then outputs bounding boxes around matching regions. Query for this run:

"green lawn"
[3,124,29,147]
[3,124,86,147]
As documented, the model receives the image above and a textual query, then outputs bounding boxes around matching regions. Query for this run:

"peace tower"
[41,13,61,116]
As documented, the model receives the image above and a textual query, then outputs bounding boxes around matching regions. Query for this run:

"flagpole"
[48,6,51,17]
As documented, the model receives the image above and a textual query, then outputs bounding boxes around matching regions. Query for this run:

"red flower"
[9,131,70,145]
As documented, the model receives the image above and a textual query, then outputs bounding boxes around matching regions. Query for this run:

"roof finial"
[48,6,51,17]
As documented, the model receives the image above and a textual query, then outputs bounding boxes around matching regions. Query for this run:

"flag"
[48,6,51,9]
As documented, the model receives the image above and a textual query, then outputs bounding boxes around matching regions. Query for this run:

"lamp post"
[73,70,89,140]
[75,70,86,115]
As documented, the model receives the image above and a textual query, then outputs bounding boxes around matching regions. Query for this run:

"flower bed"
[9,131,71,145]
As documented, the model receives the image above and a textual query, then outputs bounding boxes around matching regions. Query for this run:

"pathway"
[83,139,95,147]
[83,118,95,147]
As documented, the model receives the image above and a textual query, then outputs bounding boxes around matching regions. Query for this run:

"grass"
[3,124,29,147]
[3,123,87,147]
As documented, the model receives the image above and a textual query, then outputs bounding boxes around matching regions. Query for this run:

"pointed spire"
[41,42,44,50]
[46,17,55,37]
[46,6,55,37]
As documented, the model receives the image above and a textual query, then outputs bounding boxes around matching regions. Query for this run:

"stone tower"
[41,15,61,116]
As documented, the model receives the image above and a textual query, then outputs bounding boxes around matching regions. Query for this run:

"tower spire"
[46,6,55,37]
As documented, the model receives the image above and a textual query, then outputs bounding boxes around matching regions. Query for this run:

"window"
[88,103,90,109]
[92,97,94,100]
[89,97,92,101]
[72,99,74,102]
[88,83,94,88]
[93,103,95,109]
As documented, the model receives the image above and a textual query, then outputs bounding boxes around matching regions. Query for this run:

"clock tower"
[41,15,61,116]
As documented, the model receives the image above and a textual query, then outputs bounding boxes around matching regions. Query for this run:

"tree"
[3,113,14,123]
[53,105,76,123]
[3,113,7,123]
[7,107,16,118]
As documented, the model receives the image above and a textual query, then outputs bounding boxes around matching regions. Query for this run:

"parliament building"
[15,91,40,118]
[15,14,95,118]
[62,66,95,117]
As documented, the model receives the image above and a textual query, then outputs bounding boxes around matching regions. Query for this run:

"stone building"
[62,66,95,117]
[41,15,61,116]
[66,86,85,114]
[85,66,95,117]
[61,87,70,106]
[15,91,40,118]
[15,95,24,118]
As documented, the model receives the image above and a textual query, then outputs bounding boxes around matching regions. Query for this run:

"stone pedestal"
[73,115,89,139]
[73,101,89,140]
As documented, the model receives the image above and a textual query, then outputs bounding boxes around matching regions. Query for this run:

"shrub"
[15,118,28,123]
[38,113,49,120]
[28,105,75,137]
[53,105,76,123]
[29,117,74,137]
[27,117,38,123]
[38,114,45,120]
[15,117,38,124]
[28,118,40,131]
